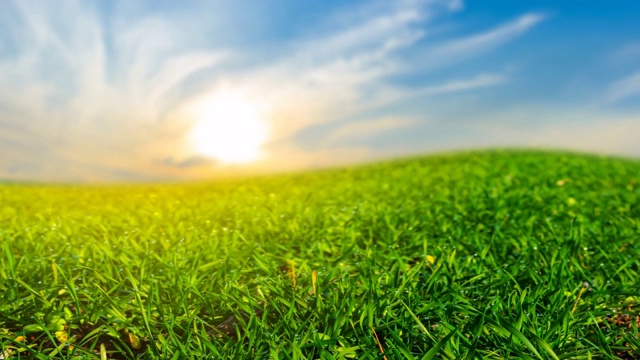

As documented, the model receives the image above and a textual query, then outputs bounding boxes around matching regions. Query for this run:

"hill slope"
[1,150,640,358]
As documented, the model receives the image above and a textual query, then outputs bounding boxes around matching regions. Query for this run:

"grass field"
[1,149,640,359]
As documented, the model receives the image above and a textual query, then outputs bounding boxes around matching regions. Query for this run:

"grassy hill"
[1,150,640,359]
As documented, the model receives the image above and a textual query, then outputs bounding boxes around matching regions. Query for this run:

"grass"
[1,149,640,359]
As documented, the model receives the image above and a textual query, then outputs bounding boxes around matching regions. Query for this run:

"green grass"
[1,149,640,359]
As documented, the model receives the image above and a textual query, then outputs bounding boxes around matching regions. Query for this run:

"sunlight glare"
[190,92,267,164]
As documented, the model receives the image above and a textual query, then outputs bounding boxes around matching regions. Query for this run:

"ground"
[1,149,639,359]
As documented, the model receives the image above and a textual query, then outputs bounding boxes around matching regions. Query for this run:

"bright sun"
[190,92,267,164]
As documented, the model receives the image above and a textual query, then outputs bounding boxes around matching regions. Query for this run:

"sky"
[1,0,640,182]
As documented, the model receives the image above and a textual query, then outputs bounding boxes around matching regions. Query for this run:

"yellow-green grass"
[1,149,640,359]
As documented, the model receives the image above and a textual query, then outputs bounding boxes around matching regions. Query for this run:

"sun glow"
[190,92,268,164]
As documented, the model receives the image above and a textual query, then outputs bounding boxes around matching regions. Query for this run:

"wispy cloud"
[606,71,640,103]
[608,42,640,66]
[315,73,505,147]
[421,73,507,95]
[0,0,547,181]
[0,1,229,181]
[222,10,540,148]
[414,13,547,69]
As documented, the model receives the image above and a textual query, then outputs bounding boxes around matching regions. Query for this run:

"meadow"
[1,149,640,359]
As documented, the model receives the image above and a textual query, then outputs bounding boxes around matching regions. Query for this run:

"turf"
[1,149,640,359]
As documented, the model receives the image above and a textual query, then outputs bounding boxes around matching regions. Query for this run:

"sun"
[189,92,267,164]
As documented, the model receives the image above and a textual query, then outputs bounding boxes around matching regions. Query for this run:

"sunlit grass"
[1,149,640,359]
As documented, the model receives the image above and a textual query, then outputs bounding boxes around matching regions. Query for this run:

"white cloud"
[0,0,230,181]
[609,42,640,66]
[216,9,531,148]
[0,0,546,181]
[420,73,507,95]
[313,72,506,147]
[414,13,546,69]
[606,71,640,103]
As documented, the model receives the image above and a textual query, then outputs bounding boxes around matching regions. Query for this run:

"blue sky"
[1,0,639,181]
